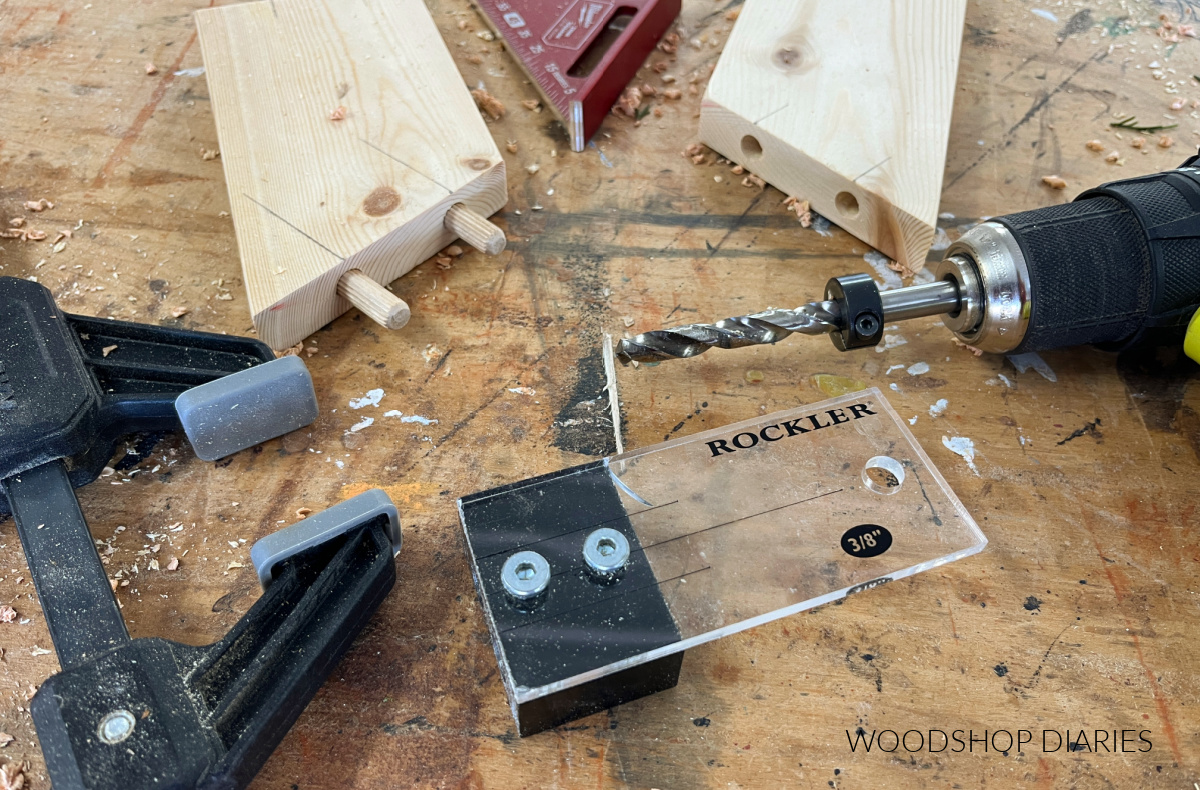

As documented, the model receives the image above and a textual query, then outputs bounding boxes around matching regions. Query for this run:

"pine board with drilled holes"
[699,0,966,271]
[195,0,506,350]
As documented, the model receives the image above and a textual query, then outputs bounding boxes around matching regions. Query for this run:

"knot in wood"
[363,186,401,216]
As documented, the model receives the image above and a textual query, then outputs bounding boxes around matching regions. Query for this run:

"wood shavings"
[148,559,160,571]
[170,306,190,318]
[682,142,705,163]
[1159,135,1174,148]
[663,88,682,100]
[731,165,744,175]
[1041,175,1067,189]
[1170,98,1186,111]
[525,163,540,174]
[640,83,657,97]
[227,561,245,570]
[0,761,23,790]
[0,733,12,748]
[7,218,24,229]
[24,199,53,212]
[445,245,464,257]
[471,89,505,120]
[24,230,46,241]
[145,62,159,75]
[0,607,14,624]
[520,99,540,111]
[166,557,179,571]
[457,19,469,30]
[464,54,483,65]
[1131,136,1145,149]
[295,507,312,518]
[614,86,643,117]
[1085,139,1104,152]
[658,32,679,54]
[101,344,117,357]
[278,341,304,358]
[505,139,518,153]
[1105,151,1121,164]
[741,174,765,189]
[952,337,985,357]
[329,105,347,121]
[783,196,812,228]
[200,147,220,160]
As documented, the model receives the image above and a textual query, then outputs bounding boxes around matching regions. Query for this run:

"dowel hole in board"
[835,191,860,219]
[740,135,763,159]
[363,186,401,217]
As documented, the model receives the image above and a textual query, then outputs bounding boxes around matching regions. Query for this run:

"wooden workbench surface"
[1,1,1197,787]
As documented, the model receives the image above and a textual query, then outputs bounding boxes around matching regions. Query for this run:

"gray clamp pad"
[175,356,319,462]
[250,488,401,590]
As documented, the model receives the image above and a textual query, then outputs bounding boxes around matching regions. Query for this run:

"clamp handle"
[16,484,399,790]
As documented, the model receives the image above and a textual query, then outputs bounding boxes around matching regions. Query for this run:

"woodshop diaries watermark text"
[845,727,1154,754]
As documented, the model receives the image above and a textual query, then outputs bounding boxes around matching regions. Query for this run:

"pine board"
[700,0,966,270]
[195,0,506,349]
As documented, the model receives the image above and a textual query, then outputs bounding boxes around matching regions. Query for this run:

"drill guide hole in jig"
[459,389,985,736]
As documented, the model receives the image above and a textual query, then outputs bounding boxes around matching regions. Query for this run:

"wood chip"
[166,557,179,571]
[1170,98,1186,111]
[952,337,985,356]
[0,607,14,624]
[658,32,679,54]
[742,174,765,189]
[0,761,23,790]
[525,163,540,175]
[614,86,643,117]
[1131,136,1145,149]
[0,733,12,748]
[471,89,506,120]
[520,99,540,111]
[24,230,47,241]
[329,105,347,121]
[725,7,741,20]
[1041,175,1067,189]
[445,245,464,257]
[1159,135,1174,148]
[200,147,220,160]
[464,54,483,65]
[101,344,118,357]
[505,139,518,153]
[145,62,159,75]
[1085,139,1104,151]
[24,199,53,212]
[651,61,668,73]
[7,218,24,228]
[295,507,312,518]
[170,306,190,318]
[663,88,682,100]
[640,83,657,97]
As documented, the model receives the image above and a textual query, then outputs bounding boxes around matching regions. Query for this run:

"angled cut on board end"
[195,0,507,350]
[699,0,966,270]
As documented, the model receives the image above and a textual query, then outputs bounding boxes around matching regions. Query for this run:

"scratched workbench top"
[1,0,1197,787]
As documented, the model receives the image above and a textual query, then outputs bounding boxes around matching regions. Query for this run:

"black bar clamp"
[0,277,401,789]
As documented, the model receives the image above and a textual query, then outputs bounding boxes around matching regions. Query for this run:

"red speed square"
[474,0,681,151]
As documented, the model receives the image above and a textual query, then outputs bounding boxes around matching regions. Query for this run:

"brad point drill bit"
[617,302,842,364]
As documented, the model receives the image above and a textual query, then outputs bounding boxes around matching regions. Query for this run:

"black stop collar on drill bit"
[824,273,884,351]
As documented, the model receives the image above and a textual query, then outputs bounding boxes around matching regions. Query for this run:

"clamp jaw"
[0,277,401,789]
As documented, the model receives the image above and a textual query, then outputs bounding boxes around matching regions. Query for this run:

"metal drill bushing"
[582,528,631,579]
[501,550,551,600]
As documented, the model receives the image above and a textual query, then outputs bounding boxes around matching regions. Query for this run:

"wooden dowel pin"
[445,203,506,255]
[337,269,411,330]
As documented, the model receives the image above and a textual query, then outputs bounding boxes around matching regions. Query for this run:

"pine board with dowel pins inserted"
[195,0,508,350]
[699,0,966,271]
